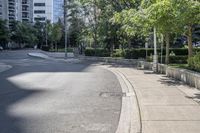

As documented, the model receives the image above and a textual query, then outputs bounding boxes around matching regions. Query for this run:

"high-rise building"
[20,0,33,22]
[53,0,63,23]
[0,0,32,27]
[0,0,8,20]
[33,0,53,23]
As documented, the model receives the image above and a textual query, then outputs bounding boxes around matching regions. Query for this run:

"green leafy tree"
[52,23,63,51]
[176,0,200,58]
[34,21,46,48]
[0,19,9,48]
[144,0,179,64]
[10,21,38,48]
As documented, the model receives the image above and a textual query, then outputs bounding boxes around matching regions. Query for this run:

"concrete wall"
[138,61,200,90]
[166,67,200,89]
[80,56,140,66]
[33,0,53,22]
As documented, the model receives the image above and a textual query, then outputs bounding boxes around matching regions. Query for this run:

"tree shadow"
[157,75,183,87]
[0,59,93,133]
[185,93,200,104]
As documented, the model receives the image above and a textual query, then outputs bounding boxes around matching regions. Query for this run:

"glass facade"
[53,0,63,23]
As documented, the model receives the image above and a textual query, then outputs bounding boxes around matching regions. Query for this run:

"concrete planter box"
[157,64,167,74]
[137,61,153,70]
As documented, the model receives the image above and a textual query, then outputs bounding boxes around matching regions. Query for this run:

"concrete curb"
[28,53,50,59]
[0,63,12,73]
[102,66,141,133]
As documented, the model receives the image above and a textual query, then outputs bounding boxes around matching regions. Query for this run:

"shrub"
[168,56,188,64]
[67,48,74,52]
[41,45,50,51]
[188,52,200,72]
[112,49,125,57]
[147,55,188,64]
[85,48,110,57]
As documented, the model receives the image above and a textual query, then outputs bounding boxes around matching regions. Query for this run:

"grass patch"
[169,64,189,69]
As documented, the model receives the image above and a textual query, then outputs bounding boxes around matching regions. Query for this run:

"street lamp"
[64,0,68,58]
[153,27,158,72]
[45,19,48,46]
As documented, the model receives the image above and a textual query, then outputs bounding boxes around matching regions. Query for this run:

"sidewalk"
[112,65,200,133]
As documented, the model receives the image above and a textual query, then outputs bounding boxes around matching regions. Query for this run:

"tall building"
[0,0,8,20]
[0,0,32,27]
[53,0,63,23]
[33,0,53,23]
[20,0,33,22]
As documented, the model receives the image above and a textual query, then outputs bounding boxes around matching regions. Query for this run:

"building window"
[34,10,45,14]
[34,3,45,6]
[34,17,46,21]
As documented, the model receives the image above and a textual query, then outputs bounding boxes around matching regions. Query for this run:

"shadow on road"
[0,59,92,133]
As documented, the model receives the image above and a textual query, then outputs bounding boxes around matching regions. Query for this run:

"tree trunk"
[55,42,58,52]
[165,33,170,64]
[94,0,97,56]
[187,26,193,58]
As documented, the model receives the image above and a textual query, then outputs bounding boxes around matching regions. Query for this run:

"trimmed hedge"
[41,45,50,51]
[124,48,200,59]
[112,49,125,57]
[147,56,188,64]
[188,53,200,72]
[84,48,200,64]
[85,48,110,57]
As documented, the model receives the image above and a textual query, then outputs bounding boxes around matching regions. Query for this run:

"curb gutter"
[103,66,142,133]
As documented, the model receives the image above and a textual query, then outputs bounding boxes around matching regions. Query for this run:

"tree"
[0,19,9,48]
[176,0,200,58]
[52,23,62,51]
[34,21,46,48]
[10,21,38,48]
[145,0,179,64]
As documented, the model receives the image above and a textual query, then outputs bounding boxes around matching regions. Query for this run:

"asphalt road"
[0,50,122,133]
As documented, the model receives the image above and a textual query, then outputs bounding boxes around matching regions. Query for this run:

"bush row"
[147,56,188,64]
[188,53,200,72]
[84,48,200,64]
[124,48,200,59]
[84,48,110,57]
[85,48,200,58]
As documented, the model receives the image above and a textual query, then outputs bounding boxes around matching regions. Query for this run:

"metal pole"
[153,27,158,72]
[161,34,164,64]
[46,21,48,46]
[145,42,148,61]
[64,0,68,58]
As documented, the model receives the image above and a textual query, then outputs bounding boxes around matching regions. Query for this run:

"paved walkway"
[111,65,200,133]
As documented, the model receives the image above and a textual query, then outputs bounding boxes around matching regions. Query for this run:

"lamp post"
[161,34,164,64]
[64,0,68,58]
[45,19,48,46]
[153,27,158,72]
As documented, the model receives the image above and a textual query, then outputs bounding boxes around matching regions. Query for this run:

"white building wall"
[33,0,53,23]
